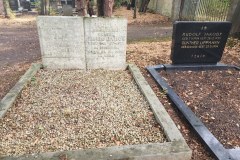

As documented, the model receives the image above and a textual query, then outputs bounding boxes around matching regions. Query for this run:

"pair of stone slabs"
[0,64,191,160]
[37,16,127,70]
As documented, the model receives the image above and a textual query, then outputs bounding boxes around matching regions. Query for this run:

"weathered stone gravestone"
[85,18,127,69]
[62,5,73,16]
[171,21,232,64]
[37,16,86,69]
[37,16,127,70]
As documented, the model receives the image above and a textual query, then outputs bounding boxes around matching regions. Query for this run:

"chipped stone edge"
[0,63,42,119]
[0,64,191,160]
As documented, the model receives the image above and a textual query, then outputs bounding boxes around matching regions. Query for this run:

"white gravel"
[0,69,166,156]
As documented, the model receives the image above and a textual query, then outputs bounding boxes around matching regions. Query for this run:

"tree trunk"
[87,0,94,16]
[97,0,104,16]
[138,0,149,13]
[40,0,45,15]
[230,0,240,34]
[3,0,15,18]
[133,0,137,18]
[72,0,75,8]
[76,0,87,16]
[44,0,47,14]
[0,0,4,15]
[103,0,113,17]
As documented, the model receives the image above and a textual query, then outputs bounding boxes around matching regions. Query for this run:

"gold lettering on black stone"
[180,32,222,49]
[171,21,231,64]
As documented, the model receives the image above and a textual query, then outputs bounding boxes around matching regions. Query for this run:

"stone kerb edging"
[0,64,42,118]
[128,64,185,142]
[37,16,127,70]
[0,64,191,160]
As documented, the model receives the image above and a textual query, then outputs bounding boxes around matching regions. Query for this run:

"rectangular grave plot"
[171,21,232,64]
[0,64,191,160]
[147,64,240,160]
[0,68,168,156]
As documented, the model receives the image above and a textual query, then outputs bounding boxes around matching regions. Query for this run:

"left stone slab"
[37,16,86,69]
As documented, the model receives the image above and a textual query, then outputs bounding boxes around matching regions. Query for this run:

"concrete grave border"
[0,63,43,118]
[0,64,191,160]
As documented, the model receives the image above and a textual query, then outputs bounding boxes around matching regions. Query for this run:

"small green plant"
[35,0,41,14]
[114,0,129,8]
[31,76,38,86]
[161,88,168,95]
[226,37,238,48]
[31,76,36,82]
[35,0,58,15]
[48,6,58,15]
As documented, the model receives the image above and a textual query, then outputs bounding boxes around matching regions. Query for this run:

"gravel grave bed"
[0,69,166,156]
[160,69,240,149]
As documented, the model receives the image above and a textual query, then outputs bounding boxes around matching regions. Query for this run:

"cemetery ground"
[0,11,240,160]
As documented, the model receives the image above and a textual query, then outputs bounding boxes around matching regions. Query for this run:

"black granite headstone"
[171,21,232,64]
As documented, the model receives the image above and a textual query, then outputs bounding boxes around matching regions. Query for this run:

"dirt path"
[0,17,40,67]
[128,24,172,42]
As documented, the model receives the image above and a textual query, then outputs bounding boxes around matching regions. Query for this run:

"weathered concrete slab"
[84,17,127,70]
[0,142,191,160]
[37,16,86,69]
[228,149,240,160]
[62,4,72,16]
[42,57,85,69]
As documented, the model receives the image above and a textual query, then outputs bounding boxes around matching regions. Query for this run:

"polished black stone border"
[146,63,240,160]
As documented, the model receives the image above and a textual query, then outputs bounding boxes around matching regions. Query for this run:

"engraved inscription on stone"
[181,32,222,49]
[37,16,86,69]
[171,21,231,64]
[84,18,127,70]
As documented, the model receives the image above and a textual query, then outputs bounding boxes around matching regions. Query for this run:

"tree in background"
[76,0,87,16]
[97,0,104,16]
[138,0,149,13]
[0,0,4,15]
[3,0,15,18]
[77,0,113,16]
[104,0,113,16]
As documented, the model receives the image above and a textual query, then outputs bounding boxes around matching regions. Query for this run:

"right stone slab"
[84,17,127,70]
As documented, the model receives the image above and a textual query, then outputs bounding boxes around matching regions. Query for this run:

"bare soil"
[114,6,172,42]
[0,15,41,99]
[160,69,240,149]
[113,7,170,25]
[0,15,41,67]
